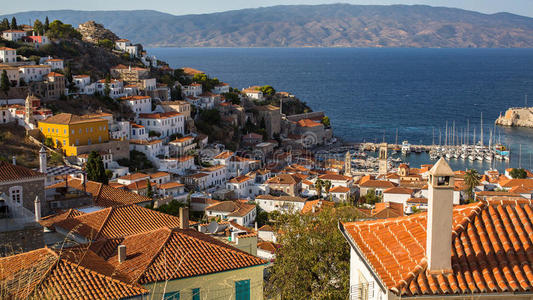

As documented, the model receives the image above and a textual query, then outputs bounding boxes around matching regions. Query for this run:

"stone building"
[255,105,281,138]
[0,161,46,215]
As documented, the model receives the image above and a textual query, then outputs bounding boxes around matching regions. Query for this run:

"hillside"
[3,5,533,48]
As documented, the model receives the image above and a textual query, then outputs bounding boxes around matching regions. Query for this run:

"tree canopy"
[260,85,276,96]
[510,168,527,179]
[266,206,364,299]
[464,169,481,202]
[1,70,10,98]
[85,151,108,184]
[46,20,82,40]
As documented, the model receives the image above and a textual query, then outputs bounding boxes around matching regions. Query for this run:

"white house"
[382,187,414,205]
[318,174,354,188]
[242,87,263,100]
[116,173,150,186]
[0,47,16,64]
[72,75,94,94]
[158,156,195,175]
[0,107,13,124]
[115,39,131,51]
[136,111,185,139]
[183,83,202,97]
[97,79,125,98]
[226,175,255,199]
[257,225,276,243]
[119,95,152,115]
[205,200,256,227]
[214,151,234,167]
[168,136,196,156]
[255,195,307,213]
[44,58,64,70]
[149,171,171,185]
[125,45,139,58]
[18,65,51,82]
[129,139,168,166]
[157,181,187,202]
[200,165,227,189]
[329,186,351,203]
[228,156,258,177]
[130,123,148,140]
[213,83,230,94]
[2,29,26,41]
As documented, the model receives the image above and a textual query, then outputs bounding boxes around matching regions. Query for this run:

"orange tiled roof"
[383,187,413,194]
[359,179,397,188]
[229,175,252,183]
[89,227,266,284]
[0,247,148,299]
[214,151,234,159]
[39,208,85,229]
[329,186,350,193]
[0,161,44,182]
[40,113,106,125]
[205,201,255,217]
[117,173,148,181]
[46,178,151,207]
[301,199,335,214]
[318,173,352,181]
[341,200,533,297]
[267,174,302,185]
[52,204,182,240]
[158,181,184,189]
[138,111,182,119]
[296,118,321,128]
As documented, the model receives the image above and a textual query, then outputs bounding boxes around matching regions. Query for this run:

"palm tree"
[315,179,324,198]
[324,180,332,199]
[464,169,481,202]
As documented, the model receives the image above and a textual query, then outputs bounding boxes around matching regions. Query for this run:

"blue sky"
[2,0,533,17]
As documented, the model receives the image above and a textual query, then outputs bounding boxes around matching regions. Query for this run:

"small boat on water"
[476,155,484,161]
[460,153,466,159]
[469,155,475,161]
[401,141,411,155]
[485,155,493,162]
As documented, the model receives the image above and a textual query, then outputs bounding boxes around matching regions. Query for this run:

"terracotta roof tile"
[52,204,182,240]
[0,248,148,299]
[47,178,151,207]
[0,161,44,182]
[90,227,266,284]
[341,200,533,296]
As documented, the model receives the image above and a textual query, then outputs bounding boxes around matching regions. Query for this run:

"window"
[9,186,22,204]
[163,291,180,300]
[192,288,200,300]
[235,279,250,300]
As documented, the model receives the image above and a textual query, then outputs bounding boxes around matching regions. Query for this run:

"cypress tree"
[44,16,50,32]
[86,151,108,184]
[10,17,17,29]
[0,70,10,98]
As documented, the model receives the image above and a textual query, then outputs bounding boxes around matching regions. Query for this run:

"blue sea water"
[148,47,533,171]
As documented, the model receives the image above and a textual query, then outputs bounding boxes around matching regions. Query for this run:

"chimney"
[12,156,16,165]
[39,146,47,174]
[34,196,41,222]
[118,245,126,263]
[179,207,189,229]
[426,158,455,273]
[254,222,258,231]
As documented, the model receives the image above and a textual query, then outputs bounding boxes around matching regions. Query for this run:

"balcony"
[350,282,374,300]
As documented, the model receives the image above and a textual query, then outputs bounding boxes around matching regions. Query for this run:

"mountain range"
[3,4,533,48]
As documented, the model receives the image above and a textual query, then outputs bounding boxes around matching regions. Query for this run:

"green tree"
[314,178,324,198]
[148,199,186,216]
[266,206,363,299]
[0,70,10,98]
[33,19,44,35]
[46,20,82,40]
[260,85,276,97]
[0,18,9,31]
[321,116,331,127]
[10,17,17,30]
[464,169,481,202]
[324,180,332,197]
[85,151,108,184]
[44,17,50,32]
[222,92,240,105]
[103,77,111,97]
[97,39,114,50]
[146,179,154,199]
[363,188,381,205]
[510,168,527,179]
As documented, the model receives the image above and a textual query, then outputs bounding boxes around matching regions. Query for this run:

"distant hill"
[3,4,533,48]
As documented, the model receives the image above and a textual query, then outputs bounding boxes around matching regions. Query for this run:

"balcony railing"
[350,282,374,300]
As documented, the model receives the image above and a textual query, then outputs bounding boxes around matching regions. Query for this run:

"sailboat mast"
[466,119,470,146]
[445,121,448,146]
[480,112,483,146]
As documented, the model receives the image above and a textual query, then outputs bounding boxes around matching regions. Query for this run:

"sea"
[148,47,533,172]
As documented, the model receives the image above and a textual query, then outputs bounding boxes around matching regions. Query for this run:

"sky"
[2,0,533,18]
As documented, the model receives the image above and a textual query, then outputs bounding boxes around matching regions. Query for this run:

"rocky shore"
[495,107,533,127]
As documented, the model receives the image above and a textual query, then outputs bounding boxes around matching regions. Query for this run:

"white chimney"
[254,222,258,231]
[12,156,16,165]
[426,157,454,273]
[34,196,41,222]
[118,245,126,263]
[179,207,189,229]
[39,146,47,174]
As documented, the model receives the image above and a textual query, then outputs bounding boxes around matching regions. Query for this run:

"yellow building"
[38,113,109,156]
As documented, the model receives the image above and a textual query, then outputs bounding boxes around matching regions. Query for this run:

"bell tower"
[378,143,388,175]
[344,151,351,176]
[426,157,454,274]
[24,93,34,127]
